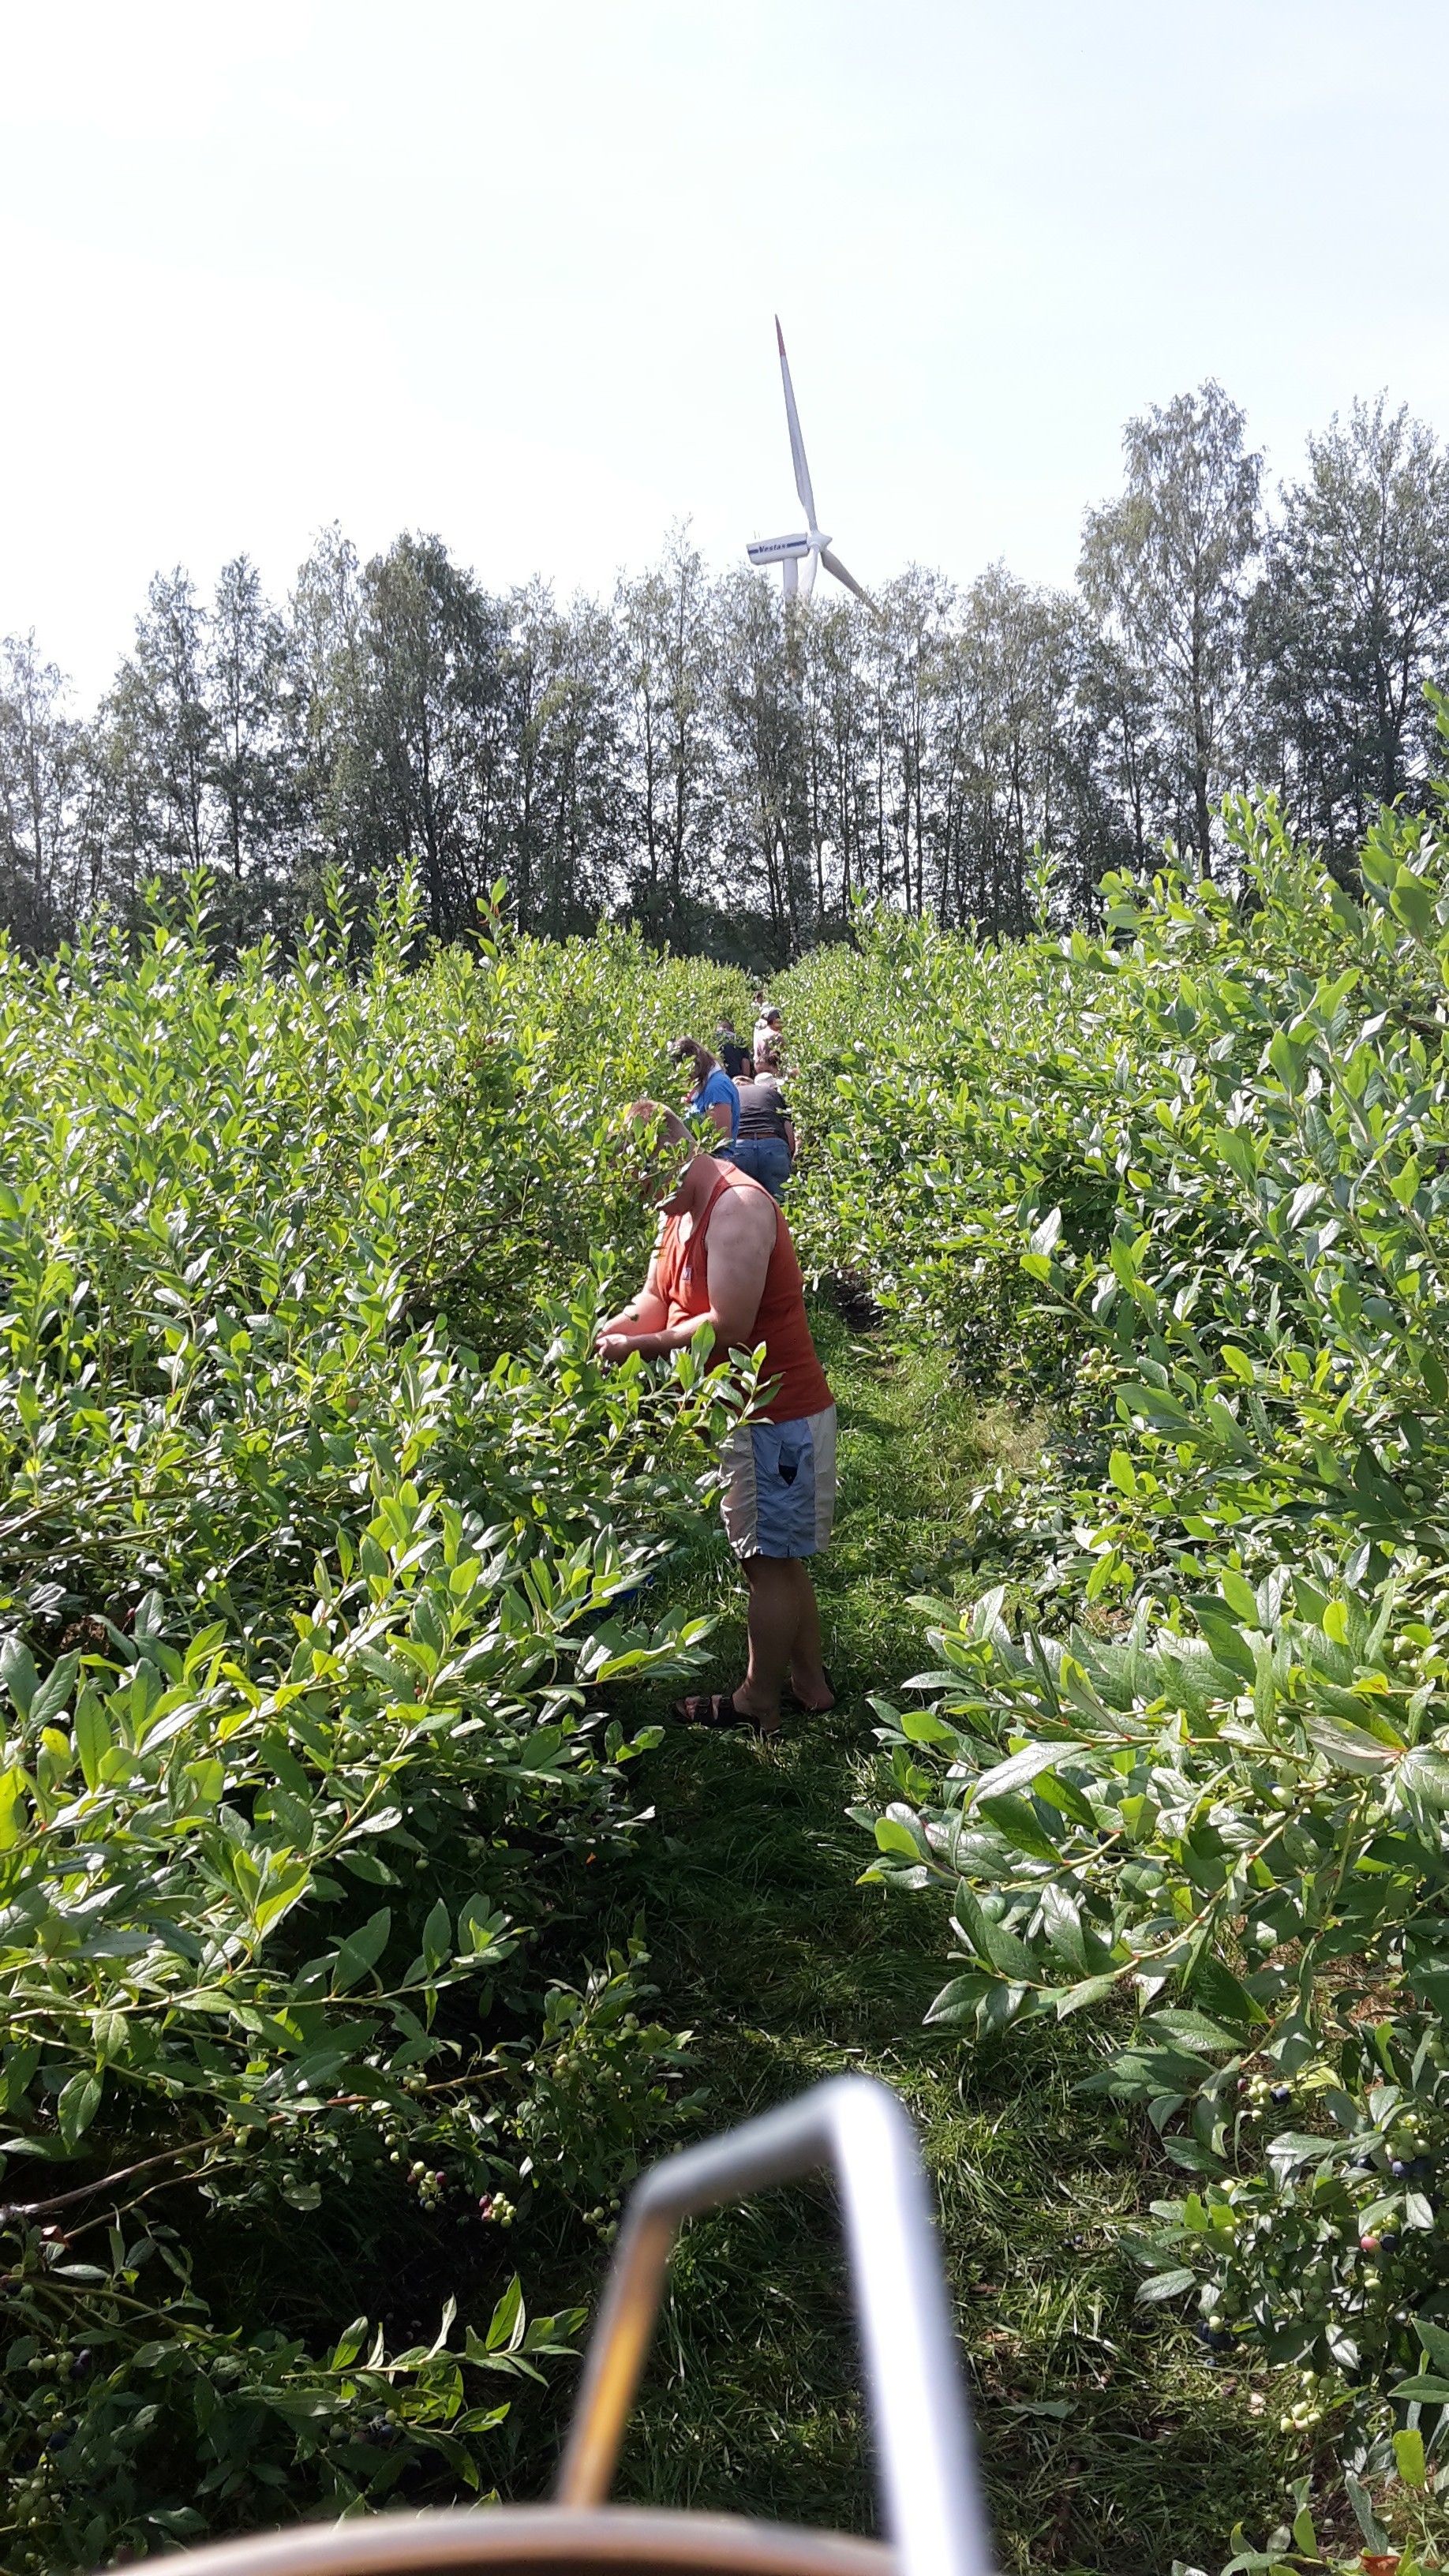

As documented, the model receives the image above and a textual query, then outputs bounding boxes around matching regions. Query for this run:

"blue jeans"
[728,1136,792,1200]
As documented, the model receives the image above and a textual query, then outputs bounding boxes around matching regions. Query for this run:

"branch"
[0,2133,214,2226]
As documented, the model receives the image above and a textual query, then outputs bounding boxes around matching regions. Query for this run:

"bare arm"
[595,1249,668,1353]
[705,1099,733,1140]
[698,1188,776,1346]
[598,1189,775,1364]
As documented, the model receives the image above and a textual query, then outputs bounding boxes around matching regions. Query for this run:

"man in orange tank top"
[596,1105,837,1731]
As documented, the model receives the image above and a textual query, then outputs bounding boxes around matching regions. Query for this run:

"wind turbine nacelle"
[747,534,812,567]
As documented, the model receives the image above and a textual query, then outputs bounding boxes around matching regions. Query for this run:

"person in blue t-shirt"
[668,1037,739,1154]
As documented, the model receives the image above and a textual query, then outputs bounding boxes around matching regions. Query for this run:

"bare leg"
[732,1557,834,1727]
[732,1558,797,1724]
[785,1562,833,1711]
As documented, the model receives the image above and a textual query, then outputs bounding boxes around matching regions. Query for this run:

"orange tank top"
[654,1164,833,1425]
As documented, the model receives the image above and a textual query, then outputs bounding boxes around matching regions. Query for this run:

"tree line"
[4,384,1448,964]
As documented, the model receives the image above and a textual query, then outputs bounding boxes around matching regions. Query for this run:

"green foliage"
[512,1931,702,2211]
[783,754,1449,2515]
[23,779,1449,2566]
[2,2242,575,2570]
[0,875,752,2563]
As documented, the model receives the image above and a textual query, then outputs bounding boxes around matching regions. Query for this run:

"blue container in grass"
[607,1577,652,1612]
[604,1544,685,1615]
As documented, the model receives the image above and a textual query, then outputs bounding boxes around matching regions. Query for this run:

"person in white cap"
[752,1002,783,1062]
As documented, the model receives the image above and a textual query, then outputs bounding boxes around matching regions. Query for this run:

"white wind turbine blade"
[819,546,876,612]
[776,316,818,532]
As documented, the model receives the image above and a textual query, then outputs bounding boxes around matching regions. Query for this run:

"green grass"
[496,1302,1298,2574]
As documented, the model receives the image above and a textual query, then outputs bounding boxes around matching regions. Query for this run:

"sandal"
[672,1691,780,1732]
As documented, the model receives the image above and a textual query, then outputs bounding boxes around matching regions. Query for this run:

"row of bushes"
[779,758,1449,2552]
[0,879,754,2565]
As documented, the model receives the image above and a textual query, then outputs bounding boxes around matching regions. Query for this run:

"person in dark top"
[716,1018,751,1080]
[730,1042,795,1200]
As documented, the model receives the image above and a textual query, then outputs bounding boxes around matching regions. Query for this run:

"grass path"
[508,1305,1294,2574]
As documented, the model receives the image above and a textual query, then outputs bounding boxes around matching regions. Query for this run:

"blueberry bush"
[779,721,1449,2544]
[0,875,751,2565]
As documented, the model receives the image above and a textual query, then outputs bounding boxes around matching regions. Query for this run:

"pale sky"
[2,0,1446,701]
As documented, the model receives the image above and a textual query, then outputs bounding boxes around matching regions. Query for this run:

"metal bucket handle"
[557,2074,995,2576]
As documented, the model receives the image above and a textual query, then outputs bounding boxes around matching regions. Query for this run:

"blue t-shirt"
[691,1066,739,1146]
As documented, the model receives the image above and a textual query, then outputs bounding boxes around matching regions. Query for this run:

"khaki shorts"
[721,1403,837,1561]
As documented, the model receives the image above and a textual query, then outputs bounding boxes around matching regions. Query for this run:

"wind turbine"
[747,318,874,610]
